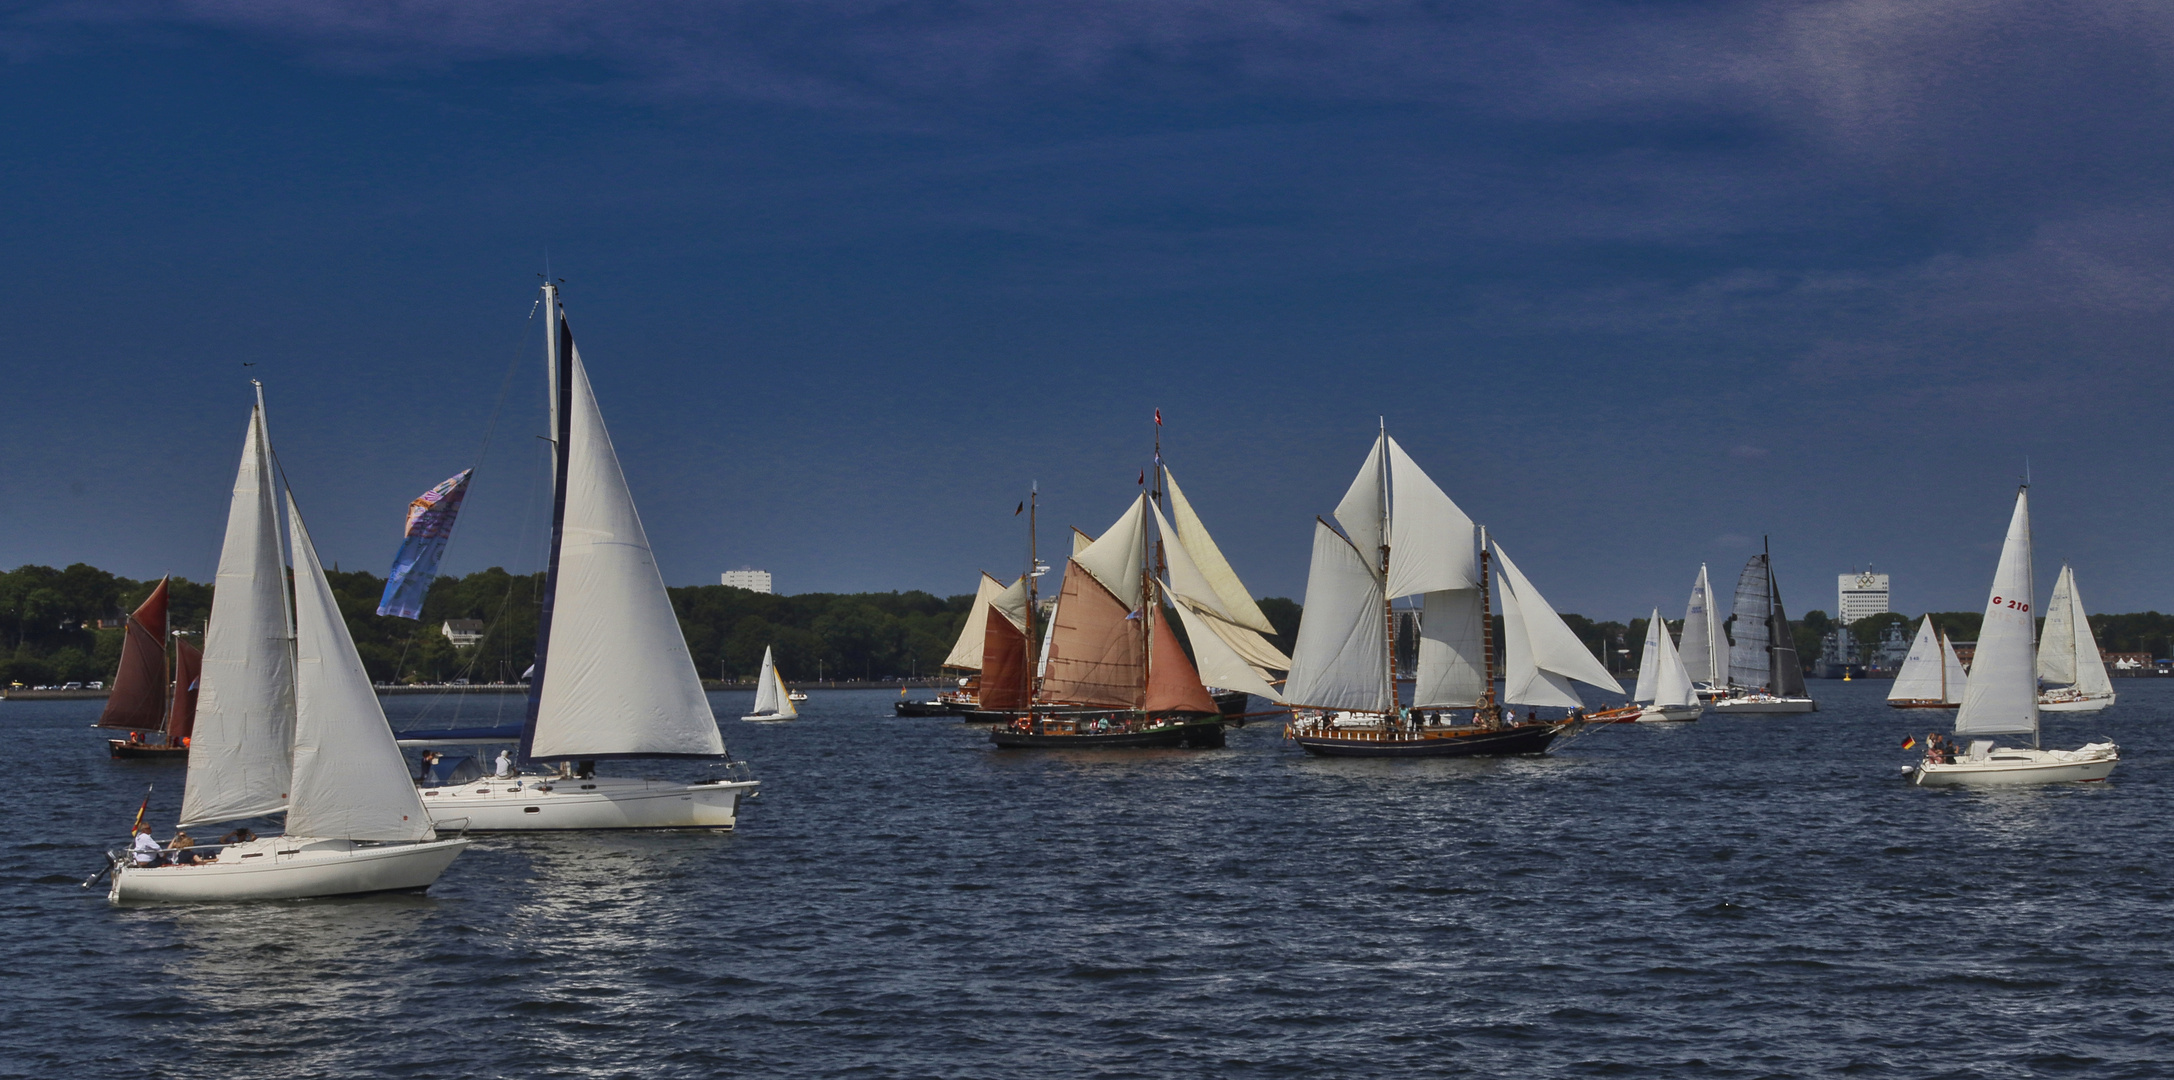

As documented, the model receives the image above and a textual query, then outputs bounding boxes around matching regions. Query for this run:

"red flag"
[1137,469,1145,485]
[1153,408,1162,426]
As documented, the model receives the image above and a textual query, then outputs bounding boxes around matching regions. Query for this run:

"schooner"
[1283,427,1621,757]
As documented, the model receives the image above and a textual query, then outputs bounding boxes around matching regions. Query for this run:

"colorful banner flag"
[377,469,473,619]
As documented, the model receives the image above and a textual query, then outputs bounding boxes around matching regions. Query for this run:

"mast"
[1148,418,1163,708]
[1378,423,1394,716]
[1026,484,1040,703]
[1479,526,1495,721]
[1764,535,1778,693]
[519,283,573,763]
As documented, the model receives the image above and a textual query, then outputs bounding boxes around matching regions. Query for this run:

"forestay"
[1955,489,2039,738]
[284,495,434,843]
[181,395,298,829]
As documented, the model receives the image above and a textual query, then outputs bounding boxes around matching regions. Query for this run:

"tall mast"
[1026,485,1040,702]
[1378,423,1394,715]
[1764,535,1778,693]
[1479,526,1495,720]
[1146,418,1163,707]
[519,283,574,764]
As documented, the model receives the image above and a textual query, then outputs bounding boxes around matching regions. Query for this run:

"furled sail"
[1038,561,1144,707]
[1956,488,2039,738]
[1384,436,1479,599]
[284,493,435,843]
[1170,602,1283,704]
[1144,610,1219,714]
[97,578,170,731]
[1728,555,1772,690]
[1413,588,1486,708]
[523,306,725,762]
[941,573,1008,670]
[167,637,202,743]
[1494,542,1621,706]
[181,393,297,829]
[377,468,473,619]
[1679,565,1726,687]
[1161,467,1276,634]
[1889,618,1946,703]
[1284,520,1391,712]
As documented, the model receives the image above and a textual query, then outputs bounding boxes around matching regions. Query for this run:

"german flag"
[1901,735,1918,750]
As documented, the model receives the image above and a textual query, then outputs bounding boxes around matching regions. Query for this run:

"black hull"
[989,718,1226,749]
[893,699,964,717]
[1214,690,1250,717]
[1293,722,1565,758]
[108,739,186,760]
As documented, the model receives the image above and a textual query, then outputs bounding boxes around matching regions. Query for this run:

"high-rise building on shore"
[722,568,773,594]
[1837,570,1889,625]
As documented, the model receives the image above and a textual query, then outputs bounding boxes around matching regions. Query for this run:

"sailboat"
[1630,609,1702,721]
[1907,487,2117,786]
[1678,565,1731,701]
[1887,616,1966,709]
[2037,564,2116,713]
[740,646,799,722]
[97,579,204,759]
[1710,540,1818,713]
[109,387,469,902]
[896,573,1021,716]
[1284,428,1620,757]
[411,284,759,830]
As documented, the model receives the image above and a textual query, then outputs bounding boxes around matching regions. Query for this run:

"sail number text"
[1991,596,2030,612]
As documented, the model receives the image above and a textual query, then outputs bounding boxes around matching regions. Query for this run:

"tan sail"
[1039,562,1145,708]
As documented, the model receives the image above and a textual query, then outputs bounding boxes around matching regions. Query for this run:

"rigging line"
[470,296,545,477]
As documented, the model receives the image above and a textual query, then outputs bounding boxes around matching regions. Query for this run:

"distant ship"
[96,578,201,760]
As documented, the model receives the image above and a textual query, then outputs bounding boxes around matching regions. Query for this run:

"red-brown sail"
[1038,561,1145,708]
[979,605,1032,711]
[1145,608,1219,714]
[166,637,202,744]
[96,578,170,730]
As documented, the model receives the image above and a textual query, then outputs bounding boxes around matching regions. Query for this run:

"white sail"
[181,393,297,829]
[1632,609,1663,703]
[1333,431,1388,570]
[1284,520,1391,712]
[1072,495,1147,609]
[1154,499,1230,622]
[1499,568,1583,709]
[1955,489,2039,738]
[1413,588,1486,708]
[1648,609,1698,707]
[1679,565,1726,686]
[528,334,725,760]
[283,494,434,843]
[2041,565,2112,695]
[1071,528,1095,557]
[989,574,1030,630]
[1384,436,1479,599]
[1162,467,1276,634]
[1728,555,1772,690]
[751,646,783,715]
[1493,542,1622,694]
[1171,602,1283,704]
[941,573,1008,670]
[1153,500,1290,675]
[1940,632,1969,705]
[1888,617,1946,703]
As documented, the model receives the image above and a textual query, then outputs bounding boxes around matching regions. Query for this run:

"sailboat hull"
[1635,704,1703,723]
[1887,699,1960,710]
[1907,743,2119,787]
[109,836,468,903]
[107,739,188,760]
[894,699,964,716]
[1292,721,1566,758]
[419,776,757,831]
[739,712,797,723]
[1710,696,1818,714]
[2038,692,2115,713]
[989,717,1226,749]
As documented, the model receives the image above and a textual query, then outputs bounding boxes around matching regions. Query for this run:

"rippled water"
[5,682,2170,1078]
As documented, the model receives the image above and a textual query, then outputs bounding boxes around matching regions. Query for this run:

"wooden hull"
[1292,722,1566,758]
[107,739,188,760]
[1887,699,1959,710]
[989,717,1226,749]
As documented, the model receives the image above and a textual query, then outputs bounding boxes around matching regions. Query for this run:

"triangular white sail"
[1728,555,1772,690]
[181,393,297,829]
[1152,499,1290,677]
[1679,565,1726,687]
[2040,565,2112,696]
[1333,432,1387,572]
[1492,542,1621,694]
[941,573,1007,670]
[1888,617,1947,703]
[1284,520,1391,712]
[1384,436,1479,599]
[527,335,725,760]
[749,646,797,719]
[1499,569,1583,709]
[1955,489,2039,738]
[1072,495,1147,609]
[1170,602,1283,704]
[1161,467,1276,634]
[1071,528,1095,557]
[1633,609,1662,703]
[1647,609,1697,707]
[283,494,434,843]
[989,575,1030,630]
[1153,498,1229,622]
[1940,633,1969,705]
[1413,588,1486,708]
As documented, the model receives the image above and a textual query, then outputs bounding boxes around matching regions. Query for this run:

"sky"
[4,0,2173,622]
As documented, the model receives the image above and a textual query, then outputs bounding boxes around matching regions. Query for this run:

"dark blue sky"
[5,1,2171,620]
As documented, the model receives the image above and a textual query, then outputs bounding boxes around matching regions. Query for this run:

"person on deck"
[131,825,163,867]
[494,750,514,778]
[170,831,201,865]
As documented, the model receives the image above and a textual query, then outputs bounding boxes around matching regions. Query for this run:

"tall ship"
[1283,427,1621,757]
[1710,541,1818,714]
[985,429,1290,749]
[2037,564,2115,713]
[1887,616,1967,709]
[95,578,203,759]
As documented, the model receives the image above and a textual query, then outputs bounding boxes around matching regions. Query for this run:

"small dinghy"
[741,646,799,722]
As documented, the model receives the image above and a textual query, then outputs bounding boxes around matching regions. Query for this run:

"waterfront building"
[441,619,485,647]
[1837,570,1889,625]
[722,568,773,594]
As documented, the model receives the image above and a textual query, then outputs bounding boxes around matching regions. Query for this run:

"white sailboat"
[1887,616,1966,709]
[2037,564,2116,713]
[1907,488,2117,786]
[1711,540,1818,714]
[1630,609,1701,722]
[741,646,799,722]
[1678,565,1731,701]
[414,285,758,830]
[112,388,469,902]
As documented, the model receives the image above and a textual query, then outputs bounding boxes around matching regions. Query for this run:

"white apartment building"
[722,568,773,594]
[1837,570,1889,625]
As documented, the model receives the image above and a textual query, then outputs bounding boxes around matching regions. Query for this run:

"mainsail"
[1679,565,1727,687]
[1728,555,1772,690]
[1283,519,1391,712]
[1766,572,1807,698]
[1955,488,2039,738]
[1889,617,1957,704]
[750,646,797,719]
[522,294,726,762]
[181,390,297,829]
[96,577,171,731]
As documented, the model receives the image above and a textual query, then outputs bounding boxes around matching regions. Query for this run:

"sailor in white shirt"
[131,826,163,867]
[494,750,514,778]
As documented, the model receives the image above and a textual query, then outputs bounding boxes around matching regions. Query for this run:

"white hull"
[1635,703,1703,722]
[2038,691,2115,713]
[1908,742,2119,787]
[1711,695,1818,714]
[740,712,796,723]
[110,836,468,903]
[420,775,756,831]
